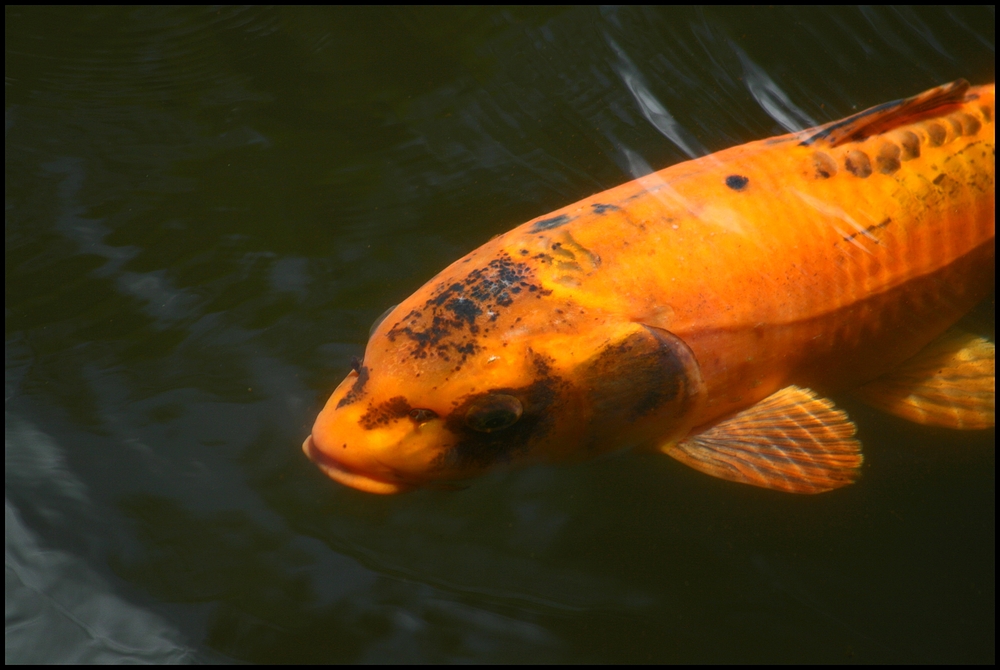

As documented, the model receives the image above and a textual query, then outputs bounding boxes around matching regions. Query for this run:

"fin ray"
[801,79,971,147]
[664,386,862,494]
[856,329,995,429]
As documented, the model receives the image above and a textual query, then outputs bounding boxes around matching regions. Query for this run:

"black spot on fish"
[438,353,563,469]
[530,214,571,232]
[944,116,964,139]
[466,255,531,307]
[430,283,463,308]
[875,143,901,174]
[812,152,838,179]
[933,173,946,185]
[925,122,947,146]
[579,328,689,423]
[591,203,620,214]
[725,175,749,190]
[453,341,478,358]
[841,217,891,243]
[359,396,412,430]
[337,365,370,409]
[954,112,981,136]
[385,252,536,370]
[445,296,483,333]
[898,131,920,160]
[844,150,872,178]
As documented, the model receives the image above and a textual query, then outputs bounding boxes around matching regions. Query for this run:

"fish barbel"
[304,80,995,494]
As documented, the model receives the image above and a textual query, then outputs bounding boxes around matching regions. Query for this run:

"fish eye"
[464,394,523,433]
[409,408,437,423]
[369,304,398,339]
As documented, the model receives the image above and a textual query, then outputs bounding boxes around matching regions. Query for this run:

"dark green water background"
[5,7,995,663]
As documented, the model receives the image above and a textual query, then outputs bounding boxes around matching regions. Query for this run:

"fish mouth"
[302,435,410,494]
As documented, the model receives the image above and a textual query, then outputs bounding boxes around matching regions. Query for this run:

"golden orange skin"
[306,84,995,493]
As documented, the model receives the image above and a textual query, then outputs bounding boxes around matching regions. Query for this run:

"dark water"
[5,7,994,663]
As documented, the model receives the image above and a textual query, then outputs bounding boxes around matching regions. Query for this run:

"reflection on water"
[6,416,193,663]
[5,6,994,663]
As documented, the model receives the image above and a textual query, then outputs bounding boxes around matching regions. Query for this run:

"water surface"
[5,7,994,663]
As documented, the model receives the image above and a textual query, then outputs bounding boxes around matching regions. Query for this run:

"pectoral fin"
[662,386,862,494]
[855,329,995,429]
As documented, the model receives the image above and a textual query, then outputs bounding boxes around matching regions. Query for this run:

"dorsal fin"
[800,79,972,148]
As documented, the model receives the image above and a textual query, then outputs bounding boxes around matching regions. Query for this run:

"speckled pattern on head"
[386,252,549,369]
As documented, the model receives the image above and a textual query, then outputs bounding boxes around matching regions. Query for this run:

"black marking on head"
[359,396,411,430]
[530,214,571,232]
[445,296,483,331]
[466,256,530,307]
[591,203,620,215]
[725,175,749,190]
[437,353,562,469]
[385,253,541,370]
[337,365,370,409]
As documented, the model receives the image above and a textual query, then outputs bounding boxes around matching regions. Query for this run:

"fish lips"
[302,435,412,494]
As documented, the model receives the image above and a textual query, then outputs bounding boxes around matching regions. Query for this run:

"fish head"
[304,247,705,493]
[303,332,565,494]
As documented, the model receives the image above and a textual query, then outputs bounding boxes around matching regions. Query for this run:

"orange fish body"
[305,81,995,494]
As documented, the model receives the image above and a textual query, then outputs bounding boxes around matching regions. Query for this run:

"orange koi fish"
[304,80,995,494]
